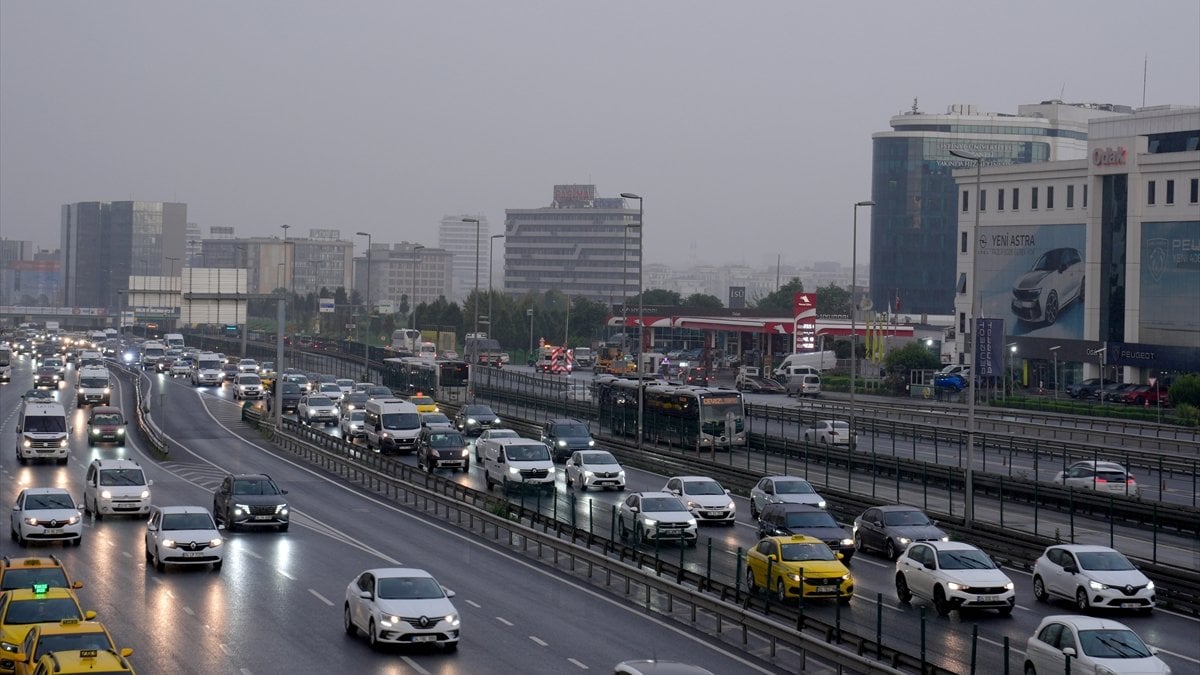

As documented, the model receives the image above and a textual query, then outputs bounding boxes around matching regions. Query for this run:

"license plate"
[1122,602,1140,608]
[254,515,272,520]
[43,528,63,534]
[703,511,722,517]
[979,596,998,602]
[412,635,437,642]
[181,551,203,558]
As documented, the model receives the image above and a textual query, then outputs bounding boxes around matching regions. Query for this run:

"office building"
[504,185,640,305]
[439,215,490,302]
[871,100,1131,316]
[352,243,452,314]
[200,229,354,296]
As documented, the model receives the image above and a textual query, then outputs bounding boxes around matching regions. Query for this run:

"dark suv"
[416,428,470,472]
[541,418,595,463]
[757,503,855,562]
[213,474,289,532]
[268,381,303,415]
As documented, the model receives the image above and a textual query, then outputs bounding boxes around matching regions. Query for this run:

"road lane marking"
[465,600,481,608]
[309,589,334,606]
[278,569,295,580]
[219,644,232,656]
[1157,647,1199,664]
[567,658,589,669]
[242,549,263,559]
[496,616,513,626]
[529,636,548,646]
[182,606,195,616]
[400,657,429,674]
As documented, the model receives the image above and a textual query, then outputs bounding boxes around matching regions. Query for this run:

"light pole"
[281,224,292,340]
[949,148,984,527]
[1007,343,1018,398]
[849,200,875,449]
[489,234,504,342]
[356,232,372,380]
[1049,345,1061,400]
[619,193,645,448]
[527,308,534,365]
[462,218,482,339]
[410,245,425,331]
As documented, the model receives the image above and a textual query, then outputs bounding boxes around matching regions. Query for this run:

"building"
[60,201,188,312]
[352,243,452,315]
[952,105,1200,387]
[504,185,640,305]
[439,215,490,302]
[199,230,354,297]
[871,101,1132,316]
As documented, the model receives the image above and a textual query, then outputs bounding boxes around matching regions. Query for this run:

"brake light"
[1094,477,1107,483]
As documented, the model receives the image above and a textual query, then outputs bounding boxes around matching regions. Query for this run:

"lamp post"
[410,245,425,331]
[1049,345,1061,400]
[619,193,644,448]
[281,224,292,341]
[849,200,875,450]
[355,232,372,380]
[489,234,504,341]
[1008,343,1018,398]
[949,148,985,527]
[463,218,482,401]
[527,308,534,365]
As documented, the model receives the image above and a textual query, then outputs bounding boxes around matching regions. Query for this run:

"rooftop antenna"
[911,97,919,114]
[1059,82,1066,100]
[1142,54,1148,107]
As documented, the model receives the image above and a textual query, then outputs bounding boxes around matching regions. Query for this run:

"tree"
[681,293,723,309]
[753,278,804,314]
[816,283,851,317]
[1169,373,1200,408]
[884,341,942,374]
[628,289,682,306]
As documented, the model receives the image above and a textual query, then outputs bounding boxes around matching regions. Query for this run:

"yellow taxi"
[27,649,135,675]
[408,393,438,413]
[0,586,95,675]
[745,535,854,603]
[0,559,82,594]
[11,619,130,675]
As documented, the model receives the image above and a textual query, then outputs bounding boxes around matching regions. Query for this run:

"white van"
[141,341,167,370]
[0,346,11,383]
[773,350,837,377]
[164,333,185,350]
[786,372,822,397]
[84,458,152,518]
[363,399,422,454]
[482,437,556,492]
[192,353,224,386]
[16,400,70,465]
[76,366,112,405]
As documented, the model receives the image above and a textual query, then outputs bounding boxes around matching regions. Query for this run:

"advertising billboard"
[974,318,1005,376]
[1139,221,1200,346]
[792,292,816,352]
[728,286,746,309]
[553,184,595,205]
[974,223,1086,340]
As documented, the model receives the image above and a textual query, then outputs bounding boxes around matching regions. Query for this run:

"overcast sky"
[2,1,1197,269]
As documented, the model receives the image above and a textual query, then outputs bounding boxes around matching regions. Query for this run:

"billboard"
[319,297,335,313]
[974,223,1086,340]
[1139,221,1200,346]
[553,184,595,205]
[974,318,1004,376]
[728,286,746,309]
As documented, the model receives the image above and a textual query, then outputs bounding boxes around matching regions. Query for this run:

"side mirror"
[671,489,681,496]
[629,506,639,513]
[281,489,289,495]
[15,427,19,433]
[442,586,456,598]
[725,489,732,495]
[11,505,19,512]
[359,590,372,600]
[217,524,226,531]
[147,480,154,486]
[767,554,778,562]
[72,581,84,589]
[1061,647,1076,658]
[120,648,134,658]
[84,610,97,620]
[147,524,157,532]
[836,552,844,560]
[1063,565,1078,574]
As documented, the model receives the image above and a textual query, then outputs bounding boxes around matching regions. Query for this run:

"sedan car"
[1067,378,1104,399]
[297,394,339,426]
[755,504,854,561]
[9,617,131,675]
[340,410,366,439]
[471,428,520,462]
[745,535,853,604]
[212,474,289,532]
[564,450,626,491]
[1051,461,1140,497]
[10,488,83,547]
[1097,382,1139,402]
[236,358,259,374]
[454,404,500,436]
[617,492,698,547]
[343,568,459,652]
[802,420,856,448]
[0,556,83,593]
[663,476,735,524]
[420,412,455,431]
[1120,385,1169,407]
[749,476,826,517]
[735,376,786,394]
[0,587,95,659]
[853,505,948,560]
[1024,615,1170,675]
[144,506,224,572]
[895,541,1015,616]
[1032,545,1155,612]
[364,385,394,400]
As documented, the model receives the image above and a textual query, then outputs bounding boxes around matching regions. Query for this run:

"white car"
[471,427,520,462]
[1032,544,1155,612]
[894,541,1015,616]
[343,567,460,652]
[749,475,826,517]
[1024,615,1170,675]
[803,420,856,448]
[340,409,366,439]
[617,491,698,547]
[421,412,455,431]
[663,476,736,524]
[10,487,83,546]
[144,505,224,572]
[318,382,344,404]
[564,450,626,491]
[233,374,263,400]
[236,359,259,374]
[1051,460,1140,498]
[297,394,339,426]
[335,379,356,396]
[169,358,193,377]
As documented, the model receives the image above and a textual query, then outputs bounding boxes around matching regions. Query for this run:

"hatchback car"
[853,505,948,560]
[34,367,61,389]
[617,492,698,548]
[343,568,459,652]
[416,429,470,472]
[1024,615,1170,675]
[317,382,344,404]
[663,476,735,524]
[895,541,1015,616]
[233,374,263,400]
[1011,247,1084,325]
[803,420,855,448]
[84,406,126,446]
[1052,461,1140,497]
[749,476,826,517]
[745,535,853,604]
[1032,545,1155,612]
[471,428,520,462]
[144,506,224,571]
[213,474,289,532]
[541,418,595,463]
[454,404,500,436]
[756,504,855,561]
[564,450,626,491]
[408,394,438,413]
[10,488,83,547]
[236,359,259,374]
[340,409,366,439]
[420,412,455,431]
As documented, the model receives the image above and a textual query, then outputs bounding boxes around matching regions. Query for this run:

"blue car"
[934,374,967,392]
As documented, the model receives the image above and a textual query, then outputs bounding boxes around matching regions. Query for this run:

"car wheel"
[368,619,381,651]
[1032,576,1048,602]
[144,544,152,561]
[154,549,165,572]
[998,601,1014,616]
[853,531,865,552]
[885,538,899,560]
[749,500,759,519]
[1044,291,1060,325]
[933,586,951,617]
[578,477,586,492]
[895,574,912,603]
[92,499,103,520]
[73,537,82,547]
[1075,587,1091,611]
[14,528,25,546]
[344,604,357,636]
[775,579,788,604]
[57,457,68,466]
[278,523,289,532]
[745,566,757,593]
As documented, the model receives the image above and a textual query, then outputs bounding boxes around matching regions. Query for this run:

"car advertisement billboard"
[975,223,1086,340]
[1139,220,1200,346]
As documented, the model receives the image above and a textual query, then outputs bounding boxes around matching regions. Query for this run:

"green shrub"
[1168,374,1200,408]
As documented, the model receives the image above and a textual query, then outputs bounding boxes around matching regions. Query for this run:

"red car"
[1121,385,1169,407]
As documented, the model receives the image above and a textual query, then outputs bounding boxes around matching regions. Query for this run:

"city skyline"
[2,2,1197,270]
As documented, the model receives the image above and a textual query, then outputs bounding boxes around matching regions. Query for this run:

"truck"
[44,321,61,337]
[464,337,505,367]
[572,347,594,368]
[772,350,838,378]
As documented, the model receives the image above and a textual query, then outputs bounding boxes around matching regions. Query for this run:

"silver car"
[1051,460,1140,498]
[749,475,826,517]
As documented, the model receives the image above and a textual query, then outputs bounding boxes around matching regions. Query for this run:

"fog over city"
[2,1,1197,269]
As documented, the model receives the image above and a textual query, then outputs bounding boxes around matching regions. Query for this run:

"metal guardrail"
[116,364,169,458]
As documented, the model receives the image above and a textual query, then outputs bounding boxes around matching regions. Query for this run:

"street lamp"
[488,234,504,341]
[462,218,482,339]
[619,193,645,448]
[356,232,372,380]
[1008,343,1018,398]
[527,308,534,365]
[849,200,875,451]
[1049,345,1061,400]
[410,245,425,331]
[949,148,985,527]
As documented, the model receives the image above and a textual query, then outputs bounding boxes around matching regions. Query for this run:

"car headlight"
[59,439,68,447]
[587,440,595,446]
[467,418,477,425]
[209,538,223,548]
[1,640,20,653]
[460,449,469,457]
[92,428,101,435]
[947,582,964,591]
[817,500,827,509]
[140,490,151,499]
[509,466,520,475]
[276,504,288,514]
[103,387,110,394]
[584,470,594,477]
[786,573,802,582]
[686,518,697,527]
[100,490,112,499]
[117,428,125,435]
[618,470,626,478]
[430,450,441,458]
[1089,580,1108,591]
[726,501,736,510]
[940,536,950,542]
[1146,581,1155,591]
[841,574,852,581]
[686,501,700,509]
[1004,582,1015,590]
[447,613,460,627]
[642,519,657,527]
[235,504,250,515]
[162,538,177,548]
[841,538,854,546]
[897,537,912,545]
[382,614,401,627]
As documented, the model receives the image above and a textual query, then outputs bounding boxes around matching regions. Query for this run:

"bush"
[1168,374,1200,408]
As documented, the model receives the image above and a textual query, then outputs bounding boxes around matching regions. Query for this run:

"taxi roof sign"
[80,649,98,657]
[60,618,80,625]
[32,582,49,594]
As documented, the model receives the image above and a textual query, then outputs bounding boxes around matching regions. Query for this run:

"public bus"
[594,375,746,450]
[382,357,470,404]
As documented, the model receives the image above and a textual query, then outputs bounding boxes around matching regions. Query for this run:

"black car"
[757,503,855,562]
[34,366,61,389]
[221,363,240,381]
[540,418,595,463]
[416,428,470,472]
[213,474,289,532]
[268,382,303,415]
[1067,378,1102,399]
[454,404,500,436]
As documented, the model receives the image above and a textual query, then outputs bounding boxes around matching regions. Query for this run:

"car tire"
[886,539,899,560]
[933,586,951,617]
[895,574,912,603]
[775,579,788,604]
[578,477,586,492]
[1032,576,1048,602]
[73,537,82,547]
[1044,291,1060,325]
[154,550,165,572]
[144,544,152,561]
[998,601,1014,616]
[686,538,697,548]
[853,531,865,552]
[749,500,759,519]
[344,604,357,636]
[57,457,68,466]
[745,566,757,593]
[1075,587,1091,611]
[1024,663,1037,675]
[368,619,381,651]
[278,523,289,532]
[93,499,103,520]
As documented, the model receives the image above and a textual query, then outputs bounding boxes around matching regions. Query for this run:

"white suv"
[84,458,152,518]
[617,491,698,547]
[1032,544,1155,612]
[894,541,1015,616]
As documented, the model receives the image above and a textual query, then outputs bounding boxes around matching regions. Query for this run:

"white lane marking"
[1157,647,1200,664]
[182,606,195,616]
[400,657,429,675]
[240,669,253,675]
[219,643,232,656]
[496,617,514,626]
[121,551,132,558]
[529,635,548,647]
[243,549,264,560]
[278,569,295,580]
[567,658,589,669]
[465,600,481,608]
[309,589,334,606]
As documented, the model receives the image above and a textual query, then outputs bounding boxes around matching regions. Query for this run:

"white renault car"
[894,541,1015,616]
[1032,544,1155,612]
[344,567,460,652]
[11,487,83,546]
[144,505,224,572]
[564,450,626,491]
[749,475,826,517]
[1024,615,1170,675]
[663,476,736,524]
[617,491,698,548]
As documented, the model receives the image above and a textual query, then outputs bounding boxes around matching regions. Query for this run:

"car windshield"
[774,479,815,494]
[347,411,364,421]
[282,384,301,394]
[785,511,839,529]
[506,443,551,461]
[320,383,340,392]
[160,513,216,530]
[487,430,518,438]
[24,493,75,510]
[580,452,617,465]
[1032,249,1070,271]
[1076,551,1136,571]
[367,387,392,397]
[883,510,931,526]
[557,423,590,437]
[80,378,109,388]
[34,632,114,660]
[376,576,445,600]
[641,497,688,512]
[411,396,433,405]
[382,412,420,430]
[683,480,725,495]
[99,469,144,486]
[1077,629,1152,659]
[3,598,82,624]
[423,413,451,424]
[237,375,260,385]
[936,549,996,570]
[306,396,333,406]
[428,432,465,447]
[336,380,354,388]
[0,567,70,591]
[780,543,837,562]
[233,480,280,495]
[91,414,123,426]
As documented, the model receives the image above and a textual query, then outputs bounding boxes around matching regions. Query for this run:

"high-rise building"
[439,215,490,302]
[870,101,1131,316]
[199,230,354,296]
[504,185,640,305]
[352,242,452,315]
[60,201,188,311]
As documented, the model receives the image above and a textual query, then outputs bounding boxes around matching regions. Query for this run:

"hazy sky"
[2,1,1197,269]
